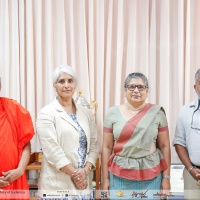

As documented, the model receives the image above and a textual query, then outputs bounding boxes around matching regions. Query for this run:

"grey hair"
[52,65,78,86]
[124,72,149,91]
[195,69,200,85]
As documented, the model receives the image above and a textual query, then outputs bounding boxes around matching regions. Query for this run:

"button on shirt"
[173,97,200,166]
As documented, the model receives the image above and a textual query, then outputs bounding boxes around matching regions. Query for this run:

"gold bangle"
[83,168,89,176]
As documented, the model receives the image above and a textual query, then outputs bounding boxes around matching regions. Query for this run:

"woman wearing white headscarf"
[36,65,99,200]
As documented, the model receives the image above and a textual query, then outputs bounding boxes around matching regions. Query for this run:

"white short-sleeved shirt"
[173,97,200,166]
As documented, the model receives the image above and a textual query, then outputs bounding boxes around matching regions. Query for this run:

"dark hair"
[124,72,149,91]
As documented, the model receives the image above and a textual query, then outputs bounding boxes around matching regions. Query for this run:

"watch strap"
[163,175,170,179]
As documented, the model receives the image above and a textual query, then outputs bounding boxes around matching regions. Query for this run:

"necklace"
[127,102,146,115]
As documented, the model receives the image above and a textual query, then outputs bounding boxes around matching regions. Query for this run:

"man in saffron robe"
[0,80,34,199]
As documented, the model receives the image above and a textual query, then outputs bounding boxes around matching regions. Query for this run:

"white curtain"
[1,0,200,163]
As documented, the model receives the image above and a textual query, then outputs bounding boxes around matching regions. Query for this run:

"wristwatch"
[88,166,92,171]
[163,175,170,180]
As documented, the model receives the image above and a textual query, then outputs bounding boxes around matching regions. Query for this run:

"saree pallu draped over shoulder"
[107,104,168,181]
[0,97,34,200]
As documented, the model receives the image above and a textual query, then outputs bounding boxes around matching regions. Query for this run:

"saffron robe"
[0,97,34,199]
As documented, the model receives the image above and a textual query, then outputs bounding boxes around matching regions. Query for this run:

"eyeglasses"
[191,100,200,131]
[126,84,147,91]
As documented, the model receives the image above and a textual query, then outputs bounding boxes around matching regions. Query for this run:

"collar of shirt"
[189,97,200,110]
[54,96,78,112]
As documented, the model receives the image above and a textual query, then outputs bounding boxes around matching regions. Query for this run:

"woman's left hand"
[71,168,87,182]
[161,178,170,199]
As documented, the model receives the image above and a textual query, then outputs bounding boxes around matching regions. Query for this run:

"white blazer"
[36,98,99,196]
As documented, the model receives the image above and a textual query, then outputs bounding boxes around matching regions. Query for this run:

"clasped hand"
[0,168,23,189]
[0,178,9,188]
[71,168,88,190]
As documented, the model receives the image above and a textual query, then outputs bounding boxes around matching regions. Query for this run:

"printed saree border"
[108,158,168,181]
[103,126,113,133]
[158,126,168,132]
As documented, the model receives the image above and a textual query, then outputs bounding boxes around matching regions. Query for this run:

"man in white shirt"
[174,69,200,200]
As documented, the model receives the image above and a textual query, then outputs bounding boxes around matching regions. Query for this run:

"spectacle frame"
[127,84,147,91]
[191,99,200,131]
